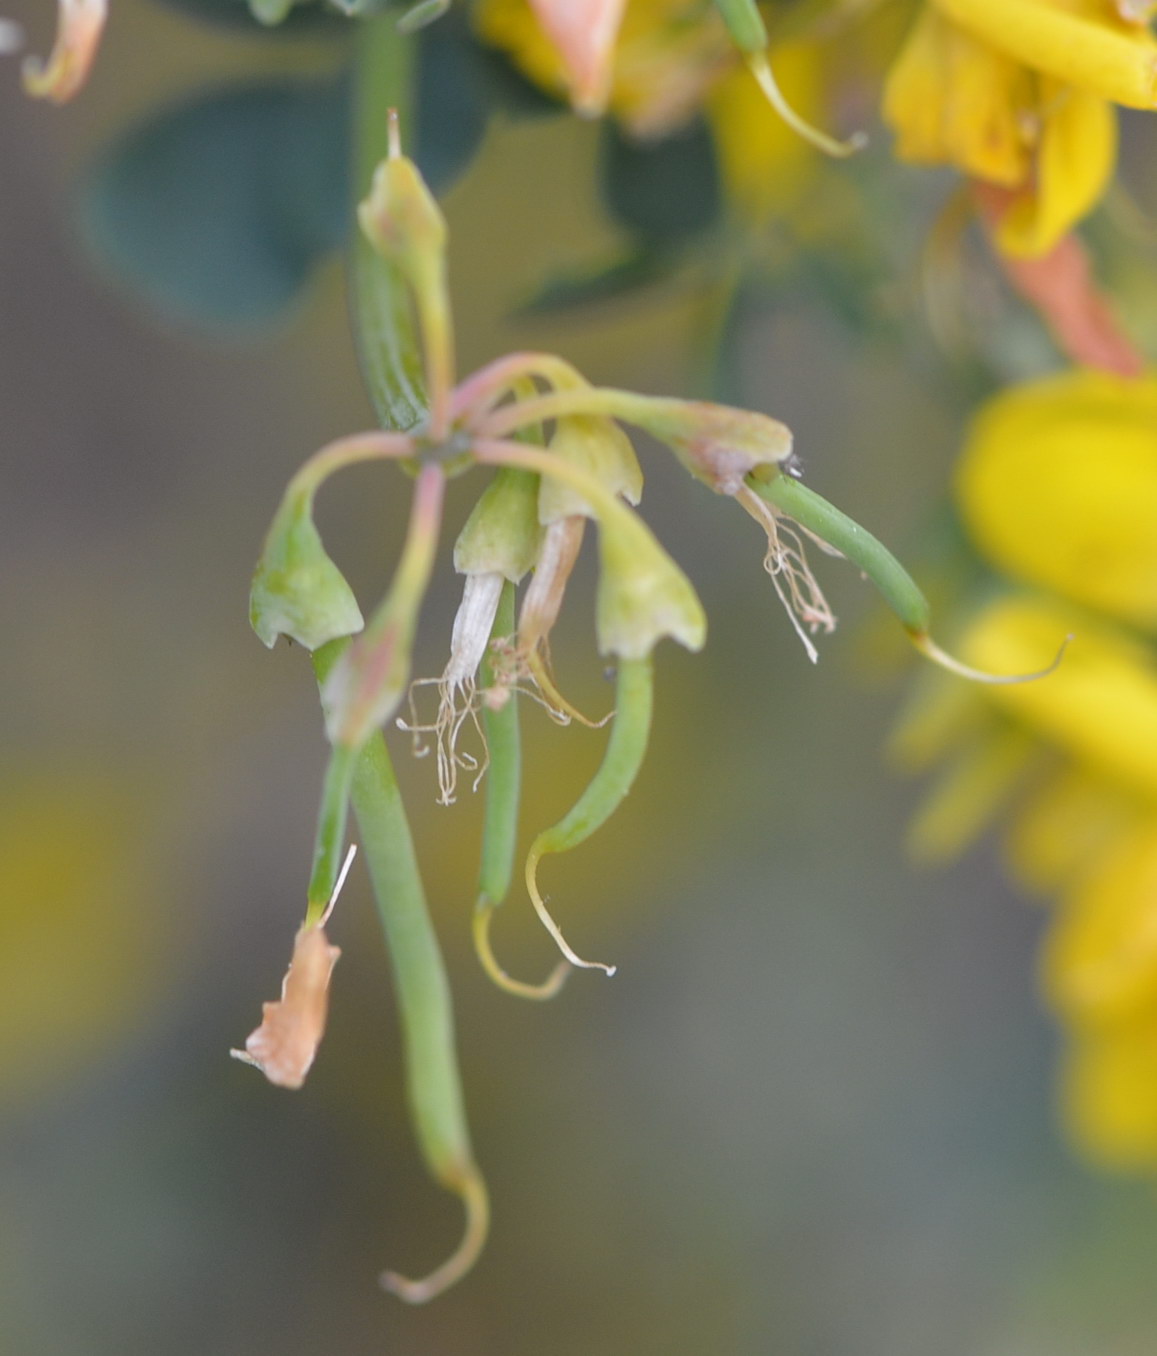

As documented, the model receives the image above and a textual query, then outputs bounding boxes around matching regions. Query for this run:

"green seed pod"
[713,0,767,54]
[250,488,364,652]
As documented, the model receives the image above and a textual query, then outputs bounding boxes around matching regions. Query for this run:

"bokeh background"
[6,4,1157,1352]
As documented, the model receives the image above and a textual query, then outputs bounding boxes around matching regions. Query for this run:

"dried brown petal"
[231,925,341,1090]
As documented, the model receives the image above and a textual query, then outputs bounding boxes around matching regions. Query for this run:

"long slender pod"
[747,474,1069,684]
[314,642,488,1304]
[526,656,654,975]
[473,583,570,999]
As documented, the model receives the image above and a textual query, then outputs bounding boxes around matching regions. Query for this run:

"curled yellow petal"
[933,0,1157,109]
[996,85,1117,257]
[22,0,106,103]
[883,7,1033,185]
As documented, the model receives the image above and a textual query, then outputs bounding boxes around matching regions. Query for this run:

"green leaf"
[81,80,350,331]
[599,117,721,243]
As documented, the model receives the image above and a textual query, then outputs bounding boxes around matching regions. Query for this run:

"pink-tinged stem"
[289,430,416,499]
[450,352,587,424]
[324,463,445,749]
[472,388,637,440]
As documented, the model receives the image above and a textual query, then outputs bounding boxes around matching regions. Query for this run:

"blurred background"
[6,3,1157,1352]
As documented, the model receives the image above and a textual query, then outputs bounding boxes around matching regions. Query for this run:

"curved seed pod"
[313,644,490,1304]
[473,583,570,1000]
[748,472,1069,684]
[712,0,866,157]
[523,656,654,975]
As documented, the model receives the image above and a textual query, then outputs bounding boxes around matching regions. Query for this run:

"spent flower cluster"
[234,116,1060,1298]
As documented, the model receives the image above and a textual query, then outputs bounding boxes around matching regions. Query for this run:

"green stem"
[305,742,358,925]
[352,16,427,432]
[313,641,488,1304]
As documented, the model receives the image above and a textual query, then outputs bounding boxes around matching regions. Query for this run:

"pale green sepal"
[595,511,706,659]
[454,468,543,583]
[250,491,364,651]
[538,416,643,525]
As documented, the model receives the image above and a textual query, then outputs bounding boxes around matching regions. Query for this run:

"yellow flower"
[1044,818,1157,1028]
[955,371,1157,632]
[1063,1019,1157,1169]
[883,0,1157,255]
[894,363,1157,1168]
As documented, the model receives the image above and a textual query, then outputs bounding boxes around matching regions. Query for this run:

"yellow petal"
[960,594,1157,800]
[956,370,1157,630]
[1062,1023,1157,1169]
[996,85,1117,257]
[933,0,1157,109]
[906,724,1036,863]
[1006,765,1141,894]
[1045,820,1157,1027]
[883,7,1033,186]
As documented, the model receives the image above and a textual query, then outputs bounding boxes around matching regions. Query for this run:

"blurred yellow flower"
[896,368,1157,1168]
[956,371,1157,631]
[1063,1019,1157,1168]
[883,0,1157,255]
[477,0,824,219]
[0,766,168,1109]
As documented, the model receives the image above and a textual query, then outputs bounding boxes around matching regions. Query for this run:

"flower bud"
[595,507,706,659]
[250,489,364,651]
[358,135,448,280]
[454,468,542,582]
[538,416,643,525]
